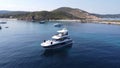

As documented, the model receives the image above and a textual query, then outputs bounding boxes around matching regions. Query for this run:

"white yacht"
[41,28,73,49]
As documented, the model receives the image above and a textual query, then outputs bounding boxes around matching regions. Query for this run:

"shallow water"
[0,20,120,68]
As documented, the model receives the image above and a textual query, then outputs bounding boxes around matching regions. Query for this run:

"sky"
[0,0,120,14]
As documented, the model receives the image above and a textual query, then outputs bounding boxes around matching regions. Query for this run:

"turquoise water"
[0,20,120,68]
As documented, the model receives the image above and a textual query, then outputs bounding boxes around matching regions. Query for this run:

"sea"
[0,20,120,68]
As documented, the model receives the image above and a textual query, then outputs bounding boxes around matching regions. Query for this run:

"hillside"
[0,10,12,14]
[0,10,29,18]
[0,7,100,21]
[92,14,120,18]
[53,7,98,19]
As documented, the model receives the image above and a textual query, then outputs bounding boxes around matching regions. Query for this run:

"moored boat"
[0,22,7,24]
[39,21,46,24]
[54,23,62,27]
[5,26,8,28]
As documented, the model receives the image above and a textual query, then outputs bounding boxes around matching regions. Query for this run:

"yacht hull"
[42,40,73,50]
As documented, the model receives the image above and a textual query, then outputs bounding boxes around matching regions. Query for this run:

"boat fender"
[44,40,46,42]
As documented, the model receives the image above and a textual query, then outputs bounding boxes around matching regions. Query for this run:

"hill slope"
[0,10,13,14]
[53,7,98,19]
[92,14,120,18]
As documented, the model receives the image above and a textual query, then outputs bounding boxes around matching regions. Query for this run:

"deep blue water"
[1,20,120,68]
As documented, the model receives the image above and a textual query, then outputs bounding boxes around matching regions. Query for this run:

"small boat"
[31,20,35,22]
[39,21,45,24]
[5,26,8,28]
[41,28,73,50]
[0,22,7,24]
[54,23,62,27]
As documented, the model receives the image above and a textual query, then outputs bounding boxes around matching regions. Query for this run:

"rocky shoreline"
[49,19,120,25]
[0,18,120,25]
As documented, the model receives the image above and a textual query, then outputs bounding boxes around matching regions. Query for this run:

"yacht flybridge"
[41,28,73,49]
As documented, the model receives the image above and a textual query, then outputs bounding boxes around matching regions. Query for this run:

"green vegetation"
[0,7,99,21]
[92,14,120,18]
